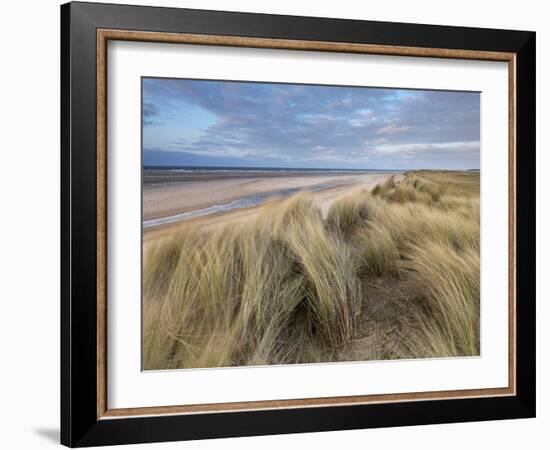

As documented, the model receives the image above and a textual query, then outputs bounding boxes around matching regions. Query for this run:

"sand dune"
[143,171,480,369]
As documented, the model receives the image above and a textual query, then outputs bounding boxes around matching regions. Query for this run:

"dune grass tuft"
[326,190,373,237]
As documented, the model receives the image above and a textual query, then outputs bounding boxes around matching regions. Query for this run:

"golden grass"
[143,171,480,369]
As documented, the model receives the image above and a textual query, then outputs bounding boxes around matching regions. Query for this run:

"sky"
[142,78,480,170]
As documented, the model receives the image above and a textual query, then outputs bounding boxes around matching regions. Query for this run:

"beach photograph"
[141,78,480,370]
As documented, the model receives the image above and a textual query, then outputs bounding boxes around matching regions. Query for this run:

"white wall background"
[0,0,546,448]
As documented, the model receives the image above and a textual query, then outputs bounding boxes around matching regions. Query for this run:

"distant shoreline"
[143,166,397,187]
[143,165,400,172]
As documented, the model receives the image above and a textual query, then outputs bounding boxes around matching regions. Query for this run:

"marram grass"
[143,171,480,369]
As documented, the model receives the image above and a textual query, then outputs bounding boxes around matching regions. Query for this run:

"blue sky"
[142,78,480,170]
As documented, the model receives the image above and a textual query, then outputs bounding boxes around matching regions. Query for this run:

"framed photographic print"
[60,1,536,447]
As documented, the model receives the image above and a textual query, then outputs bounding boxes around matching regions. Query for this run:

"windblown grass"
[143,170,480,369]
[143,194,360,369]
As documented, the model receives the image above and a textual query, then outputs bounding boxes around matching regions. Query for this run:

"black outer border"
[60,2,536,447]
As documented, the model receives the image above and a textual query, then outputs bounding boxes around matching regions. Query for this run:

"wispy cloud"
[376,122,412,135]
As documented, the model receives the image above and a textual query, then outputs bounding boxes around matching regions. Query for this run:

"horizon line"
[143,164,480,172]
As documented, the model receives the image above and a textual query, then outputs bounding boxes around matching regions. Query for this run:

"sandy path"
[143,173,397,242]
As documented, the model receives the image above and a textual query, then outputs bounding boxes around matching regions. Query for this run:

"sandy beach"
[143,171,400,241]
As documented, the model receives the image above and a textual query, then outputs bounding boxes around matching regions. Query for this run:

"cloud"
[376,122,412,135]
[142,78,480,170]
[142,101,163,126]
[375,140,480,154]
[143,101,159,118]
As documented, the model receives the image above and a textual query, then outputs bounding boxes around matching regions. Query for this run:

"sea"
[143,165,395,173]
